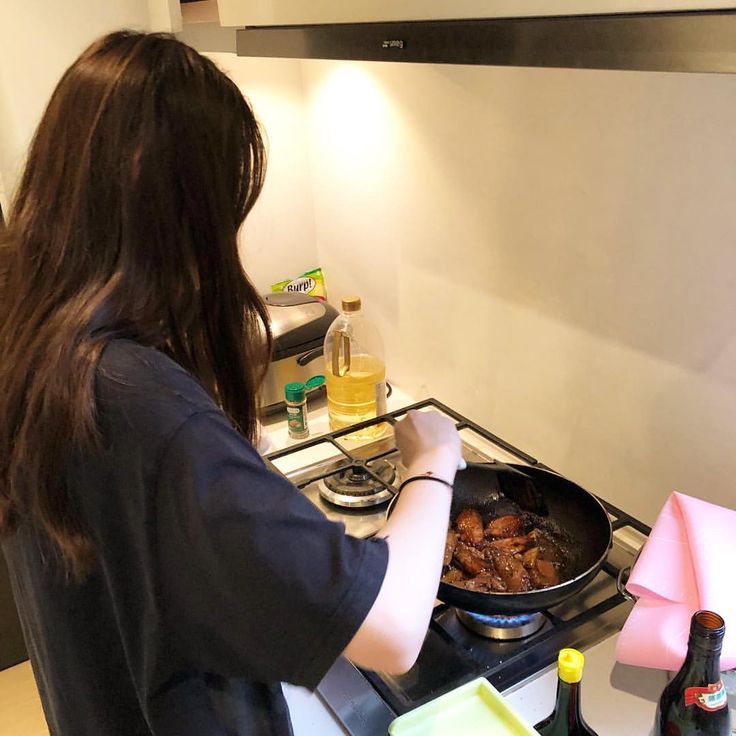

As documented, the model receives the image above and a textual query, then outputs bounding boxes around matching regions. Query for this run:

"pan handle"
[616,544,644,603]
[616,545,644,603]
[616,565,638,603]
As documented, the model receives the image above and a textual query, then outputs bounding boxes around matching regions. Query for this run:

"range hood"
[236,10,736,74]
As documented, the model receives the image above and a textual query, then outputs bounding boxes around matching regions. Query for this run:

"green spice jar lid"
[284,382,306,402]
[305,375,325,390]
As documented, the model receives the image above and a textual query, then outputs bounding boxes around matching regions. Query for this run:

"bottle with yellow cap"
[534,648,600,736]
[323,296,386,439]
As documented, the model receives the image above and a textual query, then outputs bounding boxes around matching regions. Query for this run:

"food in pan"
[441,508,572,593]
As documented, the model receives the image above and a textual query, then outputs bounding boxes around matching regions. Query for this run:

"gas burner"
[455,610,546,640]
[319,459,396,509]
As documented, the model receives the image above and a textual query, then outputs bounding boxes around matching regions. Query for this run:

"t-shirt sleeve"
[153,410,388,689]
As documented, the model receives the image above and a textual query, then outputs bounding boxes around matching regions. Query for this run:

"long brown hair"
[0,31,271,579]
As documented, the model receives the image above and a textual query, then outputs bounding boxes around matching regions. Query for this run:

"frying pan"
[438,462,612,615]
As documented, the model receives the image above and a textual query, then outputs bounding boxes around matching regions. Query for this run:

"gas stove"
[266,398,651,736]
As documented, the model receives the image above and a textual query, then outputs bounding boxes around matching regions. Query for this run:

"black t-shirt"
[3,340,388,735]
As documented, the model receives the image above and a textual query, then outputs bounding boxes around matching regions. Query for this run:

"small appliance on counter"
[259,292,338,412]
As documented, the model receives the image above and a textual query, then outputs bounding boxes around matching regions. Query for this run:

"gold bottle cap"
[342,296,362,312]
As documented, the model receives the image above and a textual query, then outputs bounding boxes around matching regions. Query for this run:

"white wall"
[205,53,318,292]
[301,60,736,524]
[0,0,154,211]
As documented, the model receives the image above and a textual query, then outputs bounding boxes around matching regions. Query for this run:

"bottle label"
[683,680,728,711]
[287,405,307,434]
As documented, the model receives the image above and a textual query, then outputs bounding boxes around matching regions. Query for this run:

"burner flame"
[469,612,538,628]
[456,609,546,639]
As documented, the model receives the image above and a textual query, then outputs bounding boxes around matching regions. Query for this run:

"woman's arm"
[344,410,461,673]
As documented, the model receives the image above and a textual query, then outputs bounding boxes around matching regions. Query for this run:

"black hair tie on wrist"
[398,474,454,493]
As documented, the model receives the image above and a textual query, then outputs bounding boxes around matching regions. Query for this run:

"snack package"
[271,267,327,301]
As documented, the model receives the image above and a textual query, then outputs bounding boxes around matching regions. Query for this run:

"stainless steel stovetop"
[266,398,651,736]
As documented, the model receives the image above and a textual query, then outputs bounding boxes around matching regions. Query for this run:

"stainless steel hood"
[236,10,736,74]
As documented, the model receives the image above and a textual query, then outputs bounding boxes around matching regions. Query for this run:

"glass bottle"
[534,648,600,736]
[323,296,386,439]
[654,610,731,736]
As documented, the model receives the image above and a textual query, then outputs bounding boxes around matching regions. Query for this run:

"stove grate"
[266,399,652,730]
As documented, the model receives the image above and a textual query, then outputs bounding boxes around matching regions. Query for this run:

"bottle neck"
[687,611,725,667]
[555,678,583,725]
[679,637,723,682]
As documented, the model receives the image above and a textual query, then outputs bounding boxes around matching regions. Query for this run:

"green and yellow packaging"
[271,267,327,301]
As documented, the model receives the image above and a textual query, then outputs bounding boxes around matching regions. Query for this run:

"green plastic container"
[388,678,539,736]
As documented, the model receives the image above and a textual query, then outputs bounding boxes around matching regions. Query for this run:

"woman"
[0,31,460,736]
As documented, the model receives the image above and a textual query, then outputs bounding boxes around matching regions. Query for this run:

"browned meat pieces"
[443,530,458,567]
[453,541,490,576]
[522,546,540,568]
[485,514,523,538]
[492,552,531,592]
[460,571,507,593]
[487,535,532,555]
[442,568,467,585]
[521,547,561,587]
[529,558,560,588]
[455,508,484,546]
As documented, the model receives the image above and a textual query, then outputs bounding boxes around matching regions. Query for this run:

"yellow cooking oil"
[326,353,386,439]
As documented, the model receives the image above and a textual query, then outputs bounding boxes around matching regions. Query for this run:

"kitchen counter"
[283,683,347,735]
[262,390,735,735]
[259,383,417,454]
[507,633,667,732]
[507,633,736,735]
[285,634,736,735]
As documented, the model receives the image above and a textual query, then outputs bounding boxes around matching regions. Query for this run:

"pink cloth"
[616,492,736,671]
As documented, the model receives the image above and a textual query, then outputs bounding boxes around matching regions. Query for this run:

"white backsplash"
[299,60,736,525]
[207,54,319,291]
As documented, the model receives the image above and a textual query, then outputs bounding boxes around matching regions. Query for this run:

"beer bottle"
[654,610,732,736]
[534,648,600,735]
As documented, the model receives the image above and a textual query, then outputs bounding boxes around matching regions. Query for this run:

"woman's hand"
[394,410,462,482]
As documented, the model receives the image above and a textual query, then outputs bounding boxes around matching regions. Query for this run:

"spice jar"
[284,382,309,440]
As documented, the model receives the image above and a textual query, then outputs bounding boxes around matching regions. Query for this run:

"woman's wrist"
[404,446,459,486]
[398,474,454,493]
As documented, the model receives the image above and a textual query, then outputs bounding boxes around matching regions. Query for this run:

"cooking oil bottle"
[324,296,386,439]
